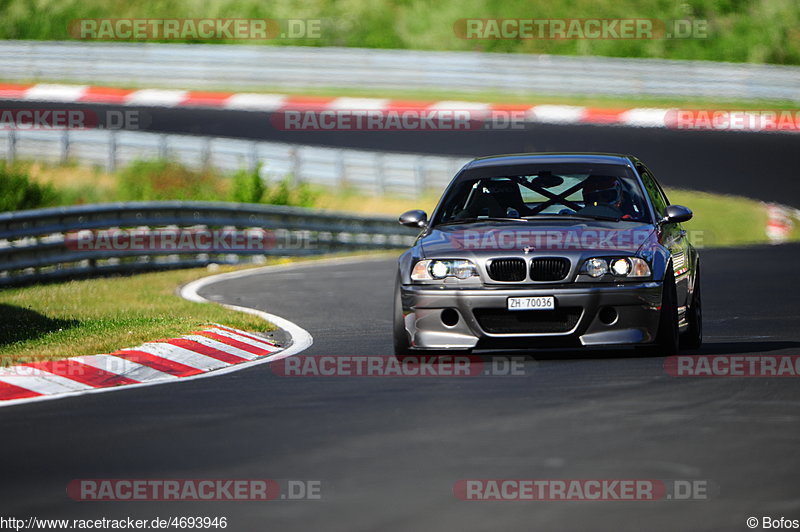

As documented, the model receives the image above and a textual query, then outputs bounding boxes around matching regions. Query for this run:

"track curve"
[1,245,799,531]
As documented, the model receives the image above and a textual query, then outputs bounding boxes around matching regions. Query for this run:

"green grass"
[666,188,793,247]
[1,0,799,65]
[0,265,275,365]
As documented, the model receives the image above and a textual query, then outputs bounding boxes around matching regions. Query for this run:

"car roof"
[464,153,635,170]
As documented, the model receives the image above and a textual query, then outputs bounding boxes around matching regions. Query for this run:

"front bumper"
[400,282,662,350]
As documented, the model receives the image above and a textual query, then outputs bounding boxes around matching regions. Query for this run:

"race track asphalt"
[2,244,799,531]
[2,100,799,206]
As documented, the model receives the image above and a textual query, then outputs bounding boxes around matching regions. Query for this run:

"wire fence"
[2,40,798,101]
[0,128,468,197]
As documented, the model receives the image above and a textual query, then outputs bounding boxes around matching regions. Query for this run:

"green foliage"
[0,0,798,64]
[0,162,60,212]
[117,159,224,201]
[263,174,318,207]
[230,166,266,203]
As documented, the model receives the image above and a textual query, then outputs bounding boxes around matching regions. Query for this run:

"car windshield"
[434,162,650,225]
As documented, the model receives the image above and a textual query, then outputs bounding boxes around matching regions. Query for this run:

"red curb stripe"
[386,99,436,112]
[0,83,32,99]
[22,360,139,388]
[280,95,337,111]
[182,91,235,107]
[488,103,535,112]
[582,107,629,124]
[212,326,276,347]
[0,381,42,400]
[112,350,203,377]
[79,86,135,103]
[163,338,250,364]
[193,331,272,356]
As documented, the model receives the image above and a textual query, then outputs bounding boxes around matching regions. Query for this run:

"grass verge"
[0,264,274,365]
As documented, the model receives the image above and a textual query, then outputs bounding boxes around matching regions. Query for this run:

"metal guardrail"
[1,41,799,102]
[0,202,420,286]
[0,128,469,197]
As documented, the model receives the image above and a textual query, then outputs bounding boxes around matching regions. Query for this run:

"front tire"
[639,265,679,357]
[393,277,413,358]
[680,263,702,350]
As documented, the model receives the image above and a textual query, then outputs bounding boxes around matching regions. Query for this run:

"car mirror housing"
[399,209,428,228]
[662,204,693,224]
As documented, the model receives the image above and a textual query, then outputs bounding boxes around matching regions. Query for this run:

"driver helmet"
[582,175,623,207]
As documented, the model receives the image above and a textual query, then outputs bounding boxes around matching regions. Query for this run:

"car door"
[636,163,691,317]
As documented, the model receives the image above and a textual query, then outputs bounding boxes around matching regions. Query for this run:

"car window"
[637,163,668,219]
[435,163,649,224]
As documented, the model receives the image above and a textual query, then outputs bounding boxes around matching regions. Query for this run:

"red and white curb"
[0,264,314,408]
[1,82,797,132]
[765,203,800,243]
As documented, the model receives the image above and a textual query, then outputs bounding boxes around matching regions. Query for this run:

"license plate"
[507,296,555,311]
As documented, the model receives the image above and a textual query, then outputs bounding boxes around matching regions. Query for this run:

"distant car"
[394,153,701,357]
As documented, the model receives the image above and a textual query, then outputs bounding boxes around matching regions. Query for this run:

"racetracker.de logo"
[270,355,527,377]
[65,228,279,252]
[0,109,142,130]
[271,109,527,131]
[665,109,800,132]
[665,355,800,377]
[68,19,322,40]
[454,479,712,501]
[67,479,322,501]
[454,18,708,40]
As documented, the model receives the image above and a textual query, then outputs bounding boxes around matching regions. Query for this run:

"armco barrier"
[0,202,420,286]
[0,129,468,198]
[1,41,798,102]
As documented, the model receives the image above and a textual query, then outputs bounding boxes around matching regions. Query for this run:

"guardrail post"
[290,147,300,180]
[337,150,346,189]
[61,130,70,164]
[159,134,168,159]
[248,141,258,173]
[376,153,386,196]
[107,130,117,172]
[201,138,212,169]
[7,129,16,163]
[414,157,425,199]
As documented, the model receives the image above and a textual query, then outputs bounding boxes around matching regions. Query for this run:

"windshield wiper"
[439,217,528,226]
[523,214,625,222]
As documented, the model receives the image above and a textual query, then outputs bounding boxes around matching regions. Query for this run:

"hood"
[419,220,656,259]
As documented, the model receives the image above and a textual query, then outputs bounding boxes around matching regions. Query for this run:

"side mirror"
[661,205,693,224]
[399,209,428,228]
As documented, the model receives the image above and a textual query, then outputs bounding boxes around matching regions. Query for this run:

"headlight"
[580,257,651,278]
[610,258,631,276]
[411,259,478,281]
[581,258,608,278]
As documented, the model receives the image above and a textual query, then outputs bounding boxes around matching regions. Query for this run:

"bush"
[230,166,266,203]
[263,175,318,208]
[0,163,60,212]
[117,159,226,201]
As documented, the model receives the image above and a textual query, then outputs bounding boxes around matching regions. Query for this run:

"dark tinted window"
[637,163,668,219]
[435,163,648,224]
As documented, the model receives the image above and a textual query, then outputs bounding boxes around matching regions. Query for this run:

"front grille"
[530,257,570,281]
[487,258,526,282]
[474,307,582,334]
